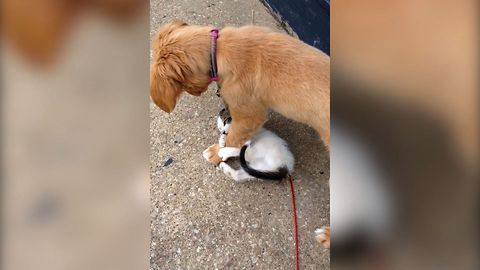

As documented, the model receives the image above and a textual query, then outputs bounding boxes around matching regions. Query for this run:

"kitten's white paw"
[232,177,249,183]
[218,147,241,161]
[219,162,232,177]
[217,148,229,161]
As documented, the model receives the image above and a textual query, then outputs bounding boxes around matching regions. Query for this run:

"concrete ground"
[150,0,330,268]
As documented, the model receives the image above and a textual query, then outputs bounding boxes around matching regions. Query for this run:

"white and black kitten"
[214,108,295,182]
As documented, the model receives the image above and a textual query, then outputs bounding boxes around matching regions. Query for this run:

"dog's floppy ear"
[149,20,190,112]
[150,63,183,113]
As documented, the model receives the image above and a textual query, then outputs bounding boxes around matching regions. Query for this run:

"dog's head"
[150,20,211,112]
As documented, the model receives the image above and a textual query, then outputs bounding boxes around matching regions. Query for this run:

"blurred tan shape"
[2,7,149,270]
[332,1,478,269]
[2,0,77,64]
[333,0,478,171]
[1,0,146,65]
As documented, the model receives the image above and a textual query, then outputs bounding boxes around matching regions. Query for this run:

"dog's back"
[217,25,330,147]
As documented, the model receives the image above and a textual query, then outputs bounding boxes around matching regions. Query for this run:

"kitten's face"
[217,108,232,134]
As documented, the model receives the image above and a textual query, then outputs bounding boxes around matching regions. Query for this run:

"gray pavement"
[150,0,330,268]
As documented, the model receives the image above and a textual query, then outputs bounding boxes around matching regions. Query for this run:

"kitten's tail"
[239,145,289,181]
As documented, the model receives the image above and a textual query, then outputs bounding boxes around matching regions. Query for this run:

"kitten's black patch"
[239,145,288,181]
[224,156,241,170]
[223,117,232,126]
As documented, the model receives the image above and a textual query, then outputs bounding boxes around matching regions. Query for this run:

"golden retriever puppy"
[150,20,330,164]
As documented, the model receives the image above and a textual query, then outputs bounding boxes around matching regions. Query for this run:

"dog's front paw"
[314,226,330,249]
[202,144,222,165]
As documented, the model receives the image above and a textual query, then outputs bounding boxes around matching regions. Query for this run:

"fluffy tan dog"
[150,20,330,164]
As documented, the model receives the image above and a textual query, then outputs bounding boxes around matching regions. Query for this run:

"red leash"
[288,174,299,270]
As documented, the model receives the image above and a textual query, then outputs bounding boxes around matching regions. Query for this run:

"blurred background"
[1,0,478,269]
[2,1,150,270]
[331,0,478,269]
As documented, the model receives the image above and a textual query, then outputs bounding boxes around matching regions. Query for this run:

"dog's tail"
[239,145,289,181]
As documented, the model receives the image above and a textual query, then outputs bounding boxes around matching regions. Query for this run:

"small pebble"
[163,158,173,167]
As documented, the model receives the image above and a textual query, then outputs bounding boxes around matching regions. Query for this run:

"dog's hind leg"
[318,125,330,150]
[314,116,330,150]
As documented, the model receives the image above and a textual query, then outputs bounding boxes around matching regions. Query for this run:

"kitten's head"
[217,108,232,134]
